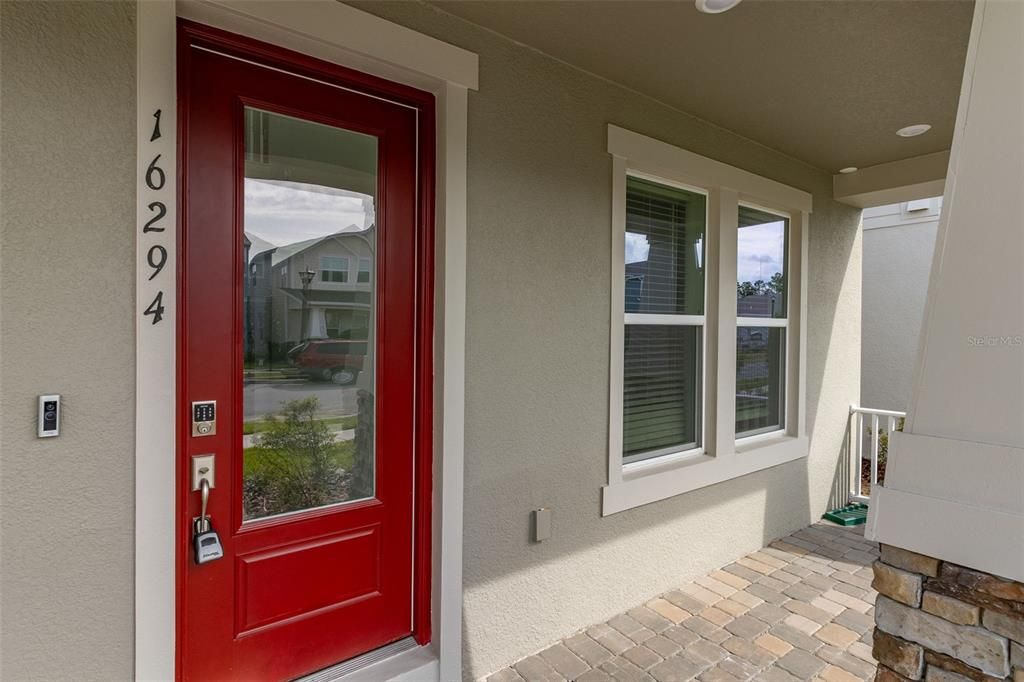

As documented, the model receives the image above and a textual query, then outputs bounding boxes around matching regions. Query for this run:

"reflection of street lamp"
[299,268,316,341]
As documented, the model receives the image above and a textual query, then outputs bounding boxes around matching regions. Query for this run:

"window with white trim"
[604,125,810,515]
[736,205,788,438]
[622,176,706,463]
[320,255,349,283]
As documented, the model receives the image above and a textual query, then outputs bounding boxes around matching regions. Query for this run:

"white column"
[866,0,1024,581]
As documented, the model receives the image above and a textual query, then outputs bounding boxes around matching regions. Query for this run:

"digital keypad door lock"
[191,400,216,437]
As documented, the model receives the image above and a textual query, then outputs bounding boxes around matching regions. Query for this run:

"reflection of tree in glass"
[352,389,374,500]
[737,272,784,298]
[243,396,345,519]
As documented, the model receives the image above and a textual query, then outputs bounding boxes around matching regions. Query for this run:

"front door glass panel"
[242,107,377,522]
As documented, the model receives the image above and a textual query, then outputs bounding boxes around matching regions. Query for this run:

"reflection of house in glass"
[736,326,765,351]
[244,225,374,366]
[737,294,777,320]
[737,295,780,355]
[624,261,646,313]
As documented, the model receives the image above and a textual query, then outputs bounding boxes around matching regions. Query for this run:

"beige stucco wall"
[0,1,860,680]
[351,3,862,678]
[861,203,940,412]
[0,2,137,679]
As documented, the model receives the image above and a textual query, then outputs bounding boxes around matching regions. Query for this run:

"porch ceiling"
[430,0,974,173]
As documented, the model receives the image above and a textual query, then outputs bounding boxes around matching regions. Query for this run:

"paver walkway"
[489,522,879,682]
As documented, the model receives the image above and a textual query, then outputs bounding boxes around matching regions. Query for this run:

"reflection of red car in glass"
[287,339,367,385]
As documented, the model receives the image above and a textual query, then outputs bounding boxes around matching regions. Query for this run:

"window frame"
[320,255,349,283]
[735,201,791,442]
[605,125,811,515]
[620,171,709,466]
[357,256,372,283]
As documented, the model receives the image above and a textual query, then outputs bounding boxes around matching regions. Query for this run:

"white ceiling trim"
[834,151,950,209]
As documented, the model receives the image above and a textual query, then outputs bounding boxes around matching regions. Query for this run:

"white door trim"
[135,4,178,679]
[135,2,476,679]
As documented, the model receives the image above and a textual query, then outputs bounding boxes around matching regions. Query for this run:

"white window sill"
[623,447,709,477]
[602,435,808,515]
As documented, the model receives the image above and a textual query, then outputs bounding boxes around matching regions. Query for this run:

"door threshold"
[296,637,421,682]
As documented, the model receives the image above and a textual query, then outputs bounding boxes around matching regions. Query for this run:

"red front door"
[178,23,433,681]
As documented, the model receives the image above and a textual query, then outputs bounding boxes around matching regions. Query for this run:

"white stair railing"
[849,405,906,505]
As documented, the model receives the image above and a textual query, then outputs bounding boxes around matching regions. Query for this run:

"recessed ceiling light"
[896,124,932,138]
[695,0,743,14]
[839,167,858,174]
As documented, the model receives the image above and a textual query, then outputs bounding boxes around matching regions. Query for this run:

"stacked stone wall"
[872,545,1024,681]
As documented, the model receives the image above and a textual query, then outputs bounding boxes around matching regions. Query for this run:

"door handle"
[192,478,224,564]
[190,453,224,564]
[199,478,211,527]
[192,473,225,561]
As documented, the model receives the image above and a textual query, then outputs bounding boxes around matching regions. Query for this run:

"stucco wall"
[0,1,861,679]
[350,3,862,678]
[861,202,940,412]
[0,2,137,679]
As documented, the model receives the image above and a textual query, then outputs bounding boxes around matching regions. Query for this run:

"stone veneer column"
[871,544,1023,681]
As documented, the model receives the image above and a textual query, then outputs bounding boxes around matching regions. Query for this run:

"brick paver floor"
[489,522,879,682]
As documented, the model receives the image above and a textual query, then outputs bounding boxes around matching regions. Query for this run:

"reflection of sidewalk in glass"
[243,368,309,383]
[244,383,361,422]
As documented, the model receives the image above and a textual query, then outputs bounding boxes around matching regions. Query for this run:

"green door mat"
[822,503,868,526]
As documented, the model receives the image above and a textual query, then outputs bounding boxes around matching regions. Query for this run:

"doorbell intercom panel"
[192,400,217,437]
[38,394,61,438]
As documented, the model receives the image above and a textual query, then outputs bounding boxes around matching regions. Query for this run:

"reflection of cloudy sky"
[244,179,373,246]
[625,232,650,264]
[738,221,785,283]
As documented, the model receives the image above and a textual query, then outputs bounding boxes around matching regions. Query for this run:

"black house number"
[143,109,167,325]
